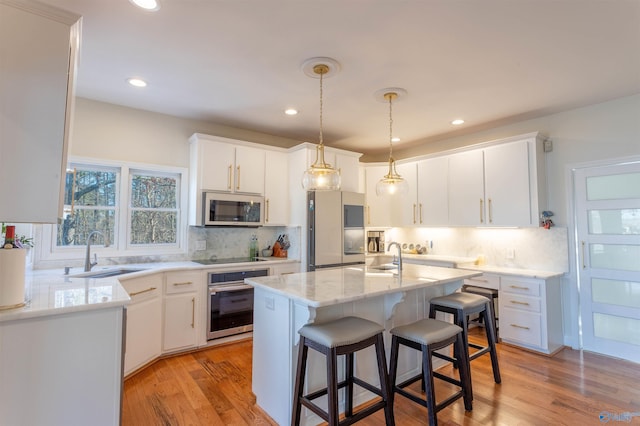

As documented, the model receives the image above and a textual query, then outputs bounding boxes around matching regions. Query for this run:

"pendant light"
[301,58,341,191]
[376,89,409,196]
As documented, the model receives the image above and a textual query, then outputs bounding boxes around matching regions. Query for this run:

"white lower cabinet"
[163,271,202,352]
[121,274,163,376]
[499,275,563,354]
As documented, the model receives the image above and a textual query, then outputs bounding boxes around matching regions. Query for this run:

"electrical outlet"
[265,296,275,311]
[506,248,515,260]
[195,240,206,251]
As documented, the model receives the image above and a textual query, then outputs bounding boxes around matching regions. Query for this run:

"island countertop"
[245,263,482,308]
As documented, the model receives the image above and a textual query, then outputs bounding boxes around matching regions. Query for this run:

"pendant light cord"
[388,94,393,159]
[319,69,324,146]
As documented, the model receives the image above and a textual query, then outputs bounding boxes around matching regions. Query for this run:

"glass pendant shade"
[301,60,341,191]
[302,145,341,191]
[376,157,409,196]
[376,90,408,196]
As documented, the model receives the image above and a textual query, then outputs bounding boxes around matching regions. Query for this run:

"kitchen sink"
[369,264,398,271]
[70,268,146,279]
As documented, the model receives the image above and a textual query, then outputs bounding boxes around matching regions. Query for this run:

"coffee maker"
[367,230,385,253]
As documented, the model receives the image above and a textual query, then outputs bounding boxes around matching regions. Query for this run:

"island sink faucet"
[84,230,109,272]
[387,241,403,273]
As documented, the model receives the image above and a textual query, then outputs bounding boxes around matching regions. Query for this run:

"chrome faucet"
[387,241,403,273]
[84,231,108,272]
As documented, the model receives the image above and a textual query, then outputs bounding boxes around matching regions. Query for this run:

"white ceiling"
[39,0,640,157]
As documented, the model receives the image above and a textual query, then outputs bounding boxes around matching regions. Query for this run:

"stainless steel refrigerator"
[307,191,365,271]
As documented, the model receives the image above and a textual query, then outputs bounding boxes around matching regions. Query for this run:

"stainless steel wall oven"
[206,268,268,340]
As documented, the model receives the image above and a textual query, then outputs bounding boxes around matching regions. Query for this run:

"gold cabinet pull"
[419,203,423,224]
[129,287,156,297]
[509,285,530,290]
[510,300,530,306]
[191,297,195,328]
[265,199,270,223]
[488,198,493,223]
[479,199,484,223]
[236,165,241,190]
[510,324,530,330]
[172,281,192,286]
[413,204,417,224]
[367,205,371,225]
[227,165,232,190]
[581,241,586,269]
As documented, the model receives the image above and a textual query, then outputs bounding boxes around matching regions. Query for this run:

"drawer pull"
[172,281,193,286]
[509,285,530,290]
[471,279,489,283]
[510,300,530,306]
[191,297,195,329]
[510,324,530,330]
[129,287,157,297]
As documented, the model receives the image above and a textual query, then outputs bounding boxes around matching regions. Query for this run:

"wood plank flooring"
[123,330,640,425]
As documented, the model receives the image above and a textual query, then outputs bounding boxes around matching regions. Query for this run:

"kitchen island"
[245,263,481,426]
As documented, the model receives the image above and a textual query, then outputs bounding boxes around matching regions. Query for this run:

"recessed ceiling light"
[451,119,465,125]
[284,108,298,115]
[127,78,147,88]
[129,0,160,11]
[391,137,400,143]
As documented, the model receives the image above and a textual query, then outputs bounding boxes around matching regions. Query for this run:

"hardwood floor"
[123,331,640,425]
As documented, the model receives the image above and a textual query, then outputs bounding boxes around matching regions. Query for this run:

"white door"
[574,161,640,363]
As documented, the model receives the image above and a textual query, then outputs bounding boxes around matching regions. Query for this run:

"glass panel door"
[575,162,640,363]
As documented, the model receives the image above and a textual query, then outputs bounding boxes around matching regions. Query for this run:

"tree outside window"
[129,172,179,245]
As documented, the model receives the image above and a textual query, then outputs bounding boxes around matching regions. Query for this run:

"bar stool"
[388,318,472,426]
[428,292,501,388]
[462,285,499,337]
[291,316,394,426]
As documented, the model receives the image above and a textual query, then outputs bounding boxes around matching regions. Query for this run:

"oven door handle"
[209,284,253,295]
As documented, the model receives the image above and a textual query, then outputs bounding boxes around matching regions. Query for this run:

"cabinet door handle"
[510,324,530,330]
[510,300,530,306]
[509,285,530,290]
[419,203,423,224]
[191,297,195,329]
[581,241,586,269]
[367,205,371,225]
[129,287,156,297]
[265,199,270,223]
[471,278,489,283]
[479,199,484,223]
[172,281,193,286]
[236,166,241,190]
[227,165,232,190]
[413,204,417,224]
[488,198,493,224]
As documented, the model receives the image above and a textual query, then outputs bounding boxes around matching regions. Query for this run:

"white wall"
[69,97,301,167]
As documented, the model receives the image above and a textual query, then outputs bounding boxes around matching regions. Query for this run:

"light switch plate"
[195,240,206,251]
[506,248,515,260]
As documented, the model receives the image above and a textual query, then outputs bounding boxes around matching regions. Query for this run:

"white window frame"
[37,157,189,264]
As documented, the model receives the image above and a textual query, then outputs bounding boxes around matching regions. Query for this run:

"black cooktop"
[192,257,266,265]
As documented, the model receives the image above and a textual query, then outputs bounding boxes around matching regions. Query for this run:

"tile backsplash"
[383,226,569,272]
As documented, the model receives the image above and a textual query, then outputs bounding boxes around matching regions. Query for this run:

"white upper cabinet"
[264,150,289,226]
[334,152,361,193]
[0,1,80,223]
[417,156,449,226]
[364,165,393,227]
[448,133,546,227]
[234,145,266,194]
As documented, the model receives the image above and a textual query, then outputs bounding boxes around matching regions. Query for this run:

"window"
[40,158,188,263]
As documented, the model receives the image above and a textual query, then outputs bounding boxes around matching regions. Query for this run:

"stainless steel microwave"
[202,192,264,226]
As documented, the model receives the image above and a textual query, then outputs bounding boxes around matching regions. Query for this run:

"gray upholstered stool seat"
[429,291,501,388]
[389,318,472,426]
[462,285,499,335]
[298,316,384,348]
[292,316,394,426]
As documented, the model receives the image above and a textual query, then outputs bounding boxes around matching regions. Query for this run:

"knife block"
[272,242,288,258]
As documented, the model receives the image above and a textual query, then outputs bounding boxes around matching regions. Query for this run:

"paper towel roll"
[0,249,26,309]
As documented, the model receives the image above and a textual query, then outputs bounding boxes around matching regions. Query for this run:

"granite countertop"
[0,258,299,323]
[245,263,481,308]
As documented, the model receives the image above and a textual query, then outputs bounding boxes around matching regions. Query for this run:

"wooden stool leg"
[388,335,399,407]
[482,305,502,384]
[455,333,473,411]
[374,334,395,426]
[291,338,308,426]
[423,344,438,426]
[326,347,339,426]
[345,351,354,417]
